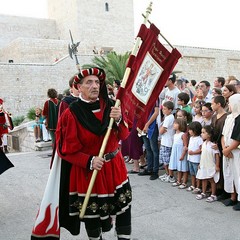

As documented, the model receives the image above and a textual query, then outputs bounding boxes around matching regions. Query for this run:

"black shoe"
[140,164,147,169]
[223,198,238,206]
[217,191,230,201]
[128,170,139,174]
[233,201,240,211]
[149,174,158,180]
[138,169,152,176]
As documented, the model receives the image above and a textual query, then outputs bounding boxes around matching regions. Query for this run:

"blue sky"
[0,0,239,51]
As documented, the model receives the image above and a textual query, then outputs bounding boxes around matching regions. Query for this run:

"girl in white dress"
[196,125,220,202]
[169,118,188,188]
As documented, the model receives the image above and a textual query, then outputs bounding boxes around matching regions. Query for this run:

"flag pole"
[142,14,175,49]
[79,1,153,219]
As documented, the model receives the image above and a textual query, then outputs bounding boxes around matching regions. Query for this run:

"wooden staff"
[142,14,175,50]
[79,1,153,219]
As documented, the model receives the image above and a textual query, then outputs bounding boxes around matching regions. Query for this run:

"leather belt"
[103,149,119,162]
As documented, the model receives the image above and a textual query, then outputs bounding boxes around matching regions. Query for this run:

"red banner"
[117,24,182,131]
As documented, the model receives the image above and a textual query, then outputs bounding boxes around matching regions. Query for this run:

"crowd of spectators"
[125,74,240,211]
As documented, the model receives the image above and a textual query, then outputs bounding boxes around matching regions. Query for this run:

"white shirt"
[162,87,181,112]
[204,90,212,103]
[161,114,175,147]
[187,136,203,163]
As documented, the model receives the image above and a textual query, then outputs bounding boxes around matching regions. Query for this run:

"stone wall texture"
[47,0,134,54]
[0,0,240,119]
[0,15,57,48]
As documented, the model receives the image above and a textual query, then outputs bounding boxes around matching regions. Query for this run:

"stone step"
[34,141,52,151]
[8,121,53,152]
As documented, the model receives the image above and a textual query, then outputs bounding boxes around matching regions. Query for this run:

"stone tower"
[47,0,134,54]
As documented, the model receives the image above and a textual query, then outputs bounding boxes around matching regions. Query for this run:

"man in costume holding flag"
[31,68,132,240]
[31,3,182,239]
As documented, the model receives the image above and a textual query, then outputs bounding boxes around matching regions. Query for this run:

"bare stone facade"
[175,45,240,81]
[47,0,134,54]
[0,0,240,119]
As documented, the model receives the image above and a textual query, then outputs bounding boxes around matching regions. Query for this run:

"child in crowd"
[177,92,191,113]
[169,118,189,188]
[201,102,213,126]
[192,100,205,125]
[196,125,220,202]
[159,101,175,182]
[33,107,44,142]
[211,96,229,200]
[176,109,192,124]
[187,121,203,193]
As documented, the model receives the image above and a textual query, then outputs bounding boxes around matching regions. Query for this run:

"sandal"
[196,192,206,200]
[186,186,195,192]
[192,188,201,194]
[172,181,181,187]
[128,159,134,164]
[206,195,217,203]
[178,183,187,189]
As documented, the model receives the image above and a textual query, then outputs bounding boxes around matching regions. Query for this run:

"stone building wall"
[0,15,58,49]
[174,45,240,82]
[47,0,134,54]
[0,55,93,117]
[0,38,68,63]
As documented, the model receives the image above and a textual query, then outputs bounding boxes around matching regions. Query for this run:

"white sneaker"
[161,175,170,182]
[159,173,168,180]
[168,176,176,183]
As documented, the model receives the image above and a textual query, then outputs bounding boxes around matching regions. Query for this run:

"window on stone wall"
[105,2,109,11]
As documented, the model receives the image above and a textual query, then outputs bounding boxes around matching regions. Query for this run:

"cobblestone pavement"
[0,151,239,240]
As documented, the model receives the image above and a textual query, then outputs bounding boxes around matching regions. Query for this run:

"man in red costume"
[31,68,132,240]
[0,99,13,153]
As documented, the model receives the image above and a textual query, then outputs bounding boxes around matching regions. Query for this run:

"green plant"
[12,116,25,127]
[82,51,130,85]
[27,107,36,120]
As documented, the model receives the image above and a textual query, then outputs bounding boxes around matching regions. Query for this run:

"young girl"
[33,107,44,142]
[201,102,213,126]
[187,121,203,193]
[176,109,192,124]
[196,125,220,202]
[169,118,189,188]
[192,100,205,125]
